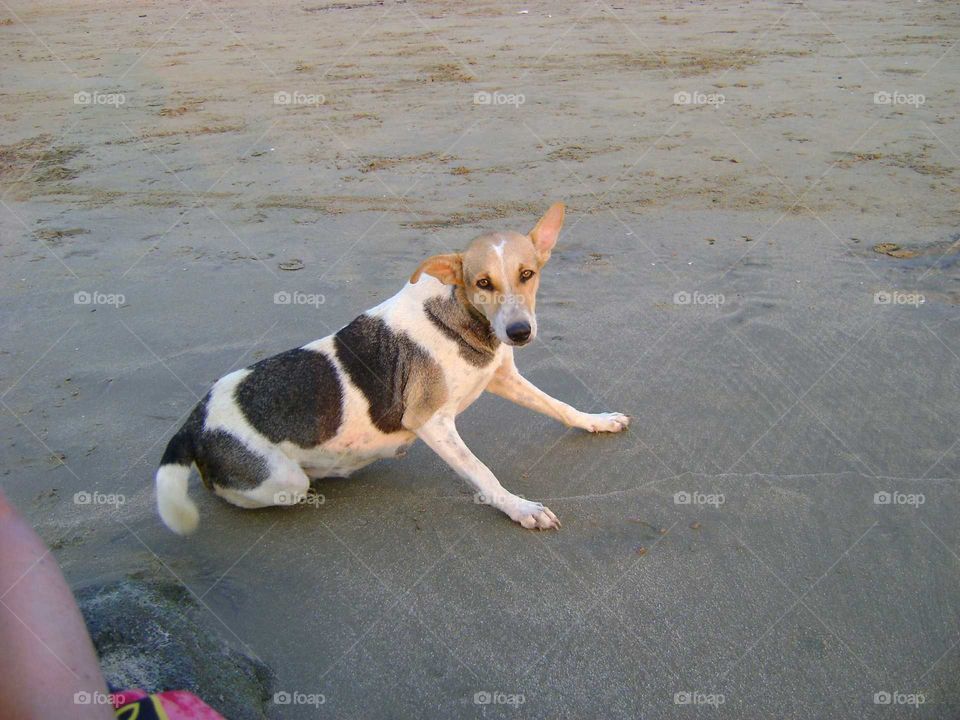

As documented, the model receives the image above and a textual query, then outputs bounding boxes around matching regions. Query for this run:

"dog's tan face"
[462,231,541,345]
[411,203,565,346]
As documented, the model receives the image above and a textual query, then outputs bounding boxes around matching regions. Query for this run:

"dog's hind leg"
[197,429,310,509]
[223,456,310,509]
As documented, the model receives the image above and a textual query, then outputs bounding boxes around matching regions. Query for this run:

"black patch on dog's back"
[235,348,343,448]
[334,314,433,433]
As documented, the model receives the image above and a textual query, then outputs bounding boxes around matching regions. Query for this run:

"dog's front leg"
[414,413,560,529]
[486,355,630,433]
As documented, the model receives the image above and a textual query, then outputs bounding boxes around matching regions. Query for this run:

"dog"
[155,202,630,534]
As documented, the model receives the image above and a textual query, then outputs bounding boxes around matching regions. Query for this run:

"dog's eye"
[476,278,492,290]
[519,269,535,282]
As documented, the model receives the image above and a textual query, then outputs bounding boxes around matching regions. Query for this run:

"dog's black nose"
[506,321,532,343]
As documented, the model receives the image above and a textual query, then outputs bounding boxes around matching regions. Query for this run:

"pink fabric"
[111,689,148,706]
[112,688,226,719]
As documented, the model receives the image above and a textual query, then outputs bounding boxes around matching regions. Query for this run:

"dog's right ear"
[410,253,464,286]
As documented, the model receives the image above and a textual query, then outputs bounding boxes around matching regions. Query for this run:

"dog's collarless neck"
[455,286,490,327]
[423,286,499,366]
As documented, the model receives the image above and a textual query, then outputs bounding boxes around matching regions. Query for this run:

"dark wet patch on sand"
[0,135,85,190]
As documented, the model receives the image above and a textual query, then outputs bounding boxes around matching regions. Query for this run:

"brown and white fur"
[155,203,629,534]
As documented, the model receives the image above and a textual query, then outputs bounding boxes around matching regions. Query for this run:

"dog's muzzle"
[506,320,532,345]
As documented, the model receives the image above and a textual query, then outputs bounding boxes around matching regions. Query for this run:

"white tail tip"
[156,464,199,535]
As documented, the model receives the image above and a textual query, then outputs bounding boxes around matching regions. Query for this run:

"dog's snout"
[506,321,532,344]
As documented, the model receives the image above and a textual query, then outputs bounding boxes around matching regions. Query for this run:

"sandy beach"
[1,1,959,717]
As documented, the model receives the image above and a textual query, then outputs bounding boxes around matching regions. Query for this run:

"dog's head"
[411,202,565,346]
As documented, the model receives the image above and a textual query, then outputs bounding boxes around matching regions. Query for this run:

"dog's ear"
[410,253,464,286]
[529,202,565,265]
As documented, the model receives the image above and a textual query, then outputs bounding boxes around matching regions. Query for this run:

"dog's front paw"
[509,499,561,530]
[582,412,630,433]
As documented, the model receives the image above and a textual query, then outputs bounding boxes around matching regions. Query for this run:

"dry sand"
[1,1,959,718]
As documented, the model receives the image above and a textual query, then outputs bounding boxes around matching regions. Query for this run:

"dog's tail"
[156,429,200,535]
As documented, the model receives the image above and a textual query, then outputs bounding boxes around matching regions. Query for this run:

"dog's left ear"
[410,253,464,286]
[529,202,565,265]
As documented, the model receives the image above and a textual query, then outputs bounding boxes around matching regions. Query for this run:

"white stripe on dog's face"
[462,232,542,346]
